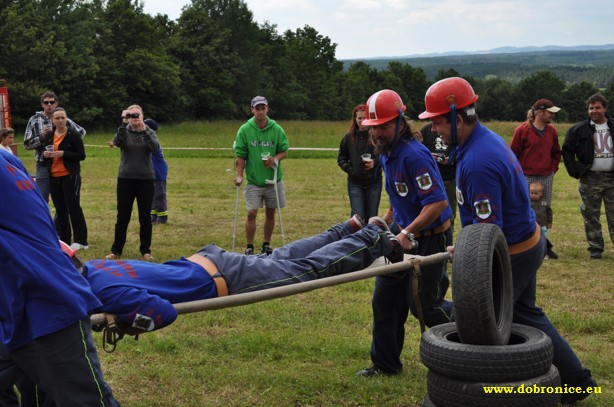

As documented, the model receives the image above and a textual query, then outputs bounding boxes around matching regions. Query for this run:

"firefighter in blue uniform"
[419,77,597,405]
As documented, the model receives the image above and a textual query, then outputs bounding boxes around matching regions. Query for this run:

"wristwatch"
[400,229,414,240]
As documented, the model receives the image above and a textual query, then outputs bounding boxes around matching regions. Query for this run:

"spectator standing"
[337,104,382,220]
[107,105,160,261]
[23,91,85,202]
[420,77,596,404]
[510,98,562,258]
[144,119,169,224]
[0,149,119,406]
[233,96,289,255]
[0,127,15,154]
[562,92,614,259]
[356,90,453,377]
[420,122,457,231]
[44,107,89,250]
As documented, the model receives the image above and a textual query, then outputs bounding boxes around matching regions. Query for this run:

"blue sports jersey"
[0,150,101,351]
[455,122,536,244]
[381,138,452,229]
[84,258,217,331]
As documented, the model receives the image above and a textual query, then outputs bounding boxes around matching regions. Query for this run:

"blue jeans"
[35,164,51,203]
[348,181,382,220]
[511,232,591,386]
[197,221,391,295]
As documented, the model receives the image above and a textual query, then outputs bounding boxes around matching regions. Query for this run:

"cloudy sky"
[142,0,614,60]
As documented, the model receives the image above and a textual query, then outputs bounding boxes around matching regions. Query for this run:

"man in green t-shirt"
[233,96,290,255]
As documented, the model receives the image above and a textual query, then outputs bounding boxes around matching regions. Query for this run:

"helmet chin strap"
[448,105,459,166]
[391,110,404,147]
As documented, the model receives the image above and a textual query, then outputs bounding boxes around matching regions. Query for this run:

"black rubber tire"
[420,323,553,381]
[421,393,438,407]
[452,223,513,345]
[427,365,561,407]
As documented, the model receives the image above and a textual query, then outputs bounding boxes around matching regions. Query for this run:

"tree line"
[2,0,613,132]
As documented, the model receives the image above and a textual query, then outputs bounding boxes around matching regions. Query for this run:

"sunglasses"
[126,113,140,119]
[42,100,57,105]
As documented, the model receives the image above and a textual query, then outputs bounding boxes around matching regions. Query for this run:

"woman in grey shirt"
[106,104,160,260]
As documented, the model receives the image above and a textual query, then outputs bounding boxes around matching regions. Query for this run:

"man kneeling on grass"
[65,215,406,334]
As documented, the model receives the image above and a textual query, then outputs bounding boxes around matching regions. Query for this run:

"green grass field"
[16,120,613,406]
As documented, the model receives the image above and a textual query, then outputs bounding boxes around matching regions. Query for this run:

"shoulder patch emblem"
[395,182,408,197]
[456,186,464,205]
[474,199,492,220]
[416,173,433,191]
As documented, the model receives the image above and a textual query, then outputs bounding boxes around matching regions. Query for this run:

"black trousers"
[111,177,154,256]
[49,173,88,245]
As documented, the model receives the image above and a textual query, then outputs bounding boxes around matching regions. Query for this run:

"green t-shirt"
[233,117,290,187]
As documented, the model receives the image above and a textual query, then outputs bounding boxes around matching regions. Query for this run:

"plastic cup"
[45,145,54,153]
[261,152,271,165]
[361,153,372,162]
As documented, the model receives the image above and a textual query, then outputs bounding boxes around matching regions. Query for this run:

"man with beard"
[356,89,453,377]
[563,92,614,260]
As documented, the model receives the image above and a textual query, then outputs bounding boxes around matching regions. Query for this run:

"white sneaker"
[70,243,89,251]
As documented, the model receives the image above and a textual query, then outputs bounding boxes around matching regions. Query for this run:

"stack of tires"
[419,223,561,407]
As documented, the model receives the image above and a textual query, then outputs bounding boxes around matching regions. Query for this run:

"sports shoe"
[105,253,119,260]
[261,244,273,255]
[245,247,254,255]
[356,366,397,377]
[70,242,89,251]
[155,216,168,224]
[143,253,154,261]
[546,248,558,259]
[560,375,598,404]
[368,217,404,263]
[349,214,365,231]
[590,251,602,259]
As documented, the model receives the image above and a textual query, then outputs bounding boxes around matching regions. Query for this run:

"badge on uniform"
[415,173,433,191]
[395,182,408,197]
[474,199,492,220]
[456,186,464,205]
[132,313,155,332]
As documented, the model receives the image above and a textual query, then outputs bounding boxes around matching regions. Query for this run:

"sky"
[142,0,614,60]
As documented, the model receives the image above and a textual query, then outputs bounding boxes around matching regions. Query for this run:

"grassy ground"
[15,120,613,406]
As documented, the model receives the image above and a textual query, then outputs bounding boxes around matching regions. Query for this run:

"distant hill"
[342,44,614,86]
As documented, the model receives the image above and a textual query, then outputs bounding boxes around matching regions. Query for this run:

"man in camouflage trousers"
[562,92,614,259]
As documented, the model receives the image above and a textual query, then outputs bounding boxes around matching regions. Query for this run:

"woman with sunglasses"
[106,105,160,261]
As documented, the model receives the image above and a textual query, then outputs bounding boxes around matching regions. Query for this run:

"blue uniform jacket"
[455,122,536,244]
[84,258,217,332]
[381,138,452,228]
[0,150,101,351]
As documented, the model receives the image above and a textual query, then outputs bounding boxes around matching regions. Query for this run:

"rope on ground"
[90,252,450,327]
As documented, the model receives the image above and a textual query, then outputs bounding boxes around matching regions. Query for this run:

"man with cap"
[233,96,290,255]
[562,92,614,260]
[420,77,597,404]
[356,89,453,377]
[510,98,562,259]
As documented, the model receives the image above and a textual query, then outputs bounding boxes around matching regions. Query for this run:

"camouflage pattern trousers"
[578,170,614,253]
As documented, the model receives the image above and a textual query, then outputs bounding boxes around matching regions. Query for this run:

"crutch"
[231,184,240,251]
[265,163,285,245]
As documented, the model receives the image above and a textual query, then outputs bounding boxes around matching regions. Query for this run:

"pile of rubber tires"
[419,223,561,407]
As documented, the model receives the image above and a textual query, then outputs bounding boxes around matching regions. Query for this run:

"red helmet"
[418,77,479,119]
[362,90,406,126]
